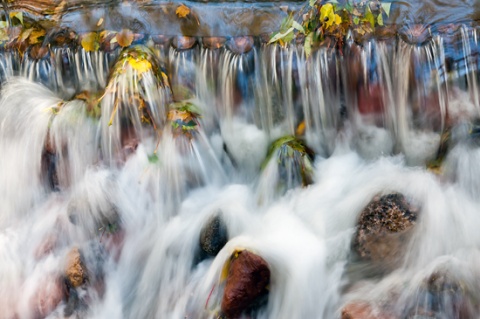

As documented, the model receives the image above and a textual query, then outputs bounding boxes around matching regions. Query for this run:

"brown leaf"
[116,29,134,48]
[176,4,190,19]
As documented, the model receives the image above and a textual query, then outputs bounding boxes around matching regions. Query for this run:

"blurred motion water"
[3,3,480,318]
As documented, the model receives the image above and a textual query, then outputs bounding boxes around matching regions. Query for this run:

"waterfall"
[2,21,480,319]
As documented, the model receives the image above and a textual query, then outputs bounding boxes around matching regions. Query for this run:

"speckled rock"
[65,247,88,288]
[199,214,228,257]
[352,193,417,265]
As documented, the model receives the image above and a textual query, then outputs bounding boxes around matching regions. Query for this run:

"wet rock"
[29,44,50,60]
[202,36,226,50]
[168,101,201,141]
[151,34,171,45]
[342,302,394,319]
[34,234,57,260]
[262,136,315,193]
[199,214,228,257]
[399,25,432,45]
[405,271,474,319]
[65,247,88,288]
[172,36,197,50]
[226,36,254,54]
[32,276,65,318]
[352,193,417,266]
[221,250,270,319]
[41,149,59,191]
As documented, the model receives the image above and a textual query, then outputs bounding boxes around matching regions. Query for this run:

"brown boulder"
[65,248,88,288]
[221,250,270,319]
[352,193,417,266]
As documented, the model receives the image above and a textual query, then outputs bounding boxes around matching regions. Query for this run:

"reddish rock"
[172,36,197,50]
[226,36,254,54]
[34,234,57,260]
[221,250,270,319]
[342,302,394,319]
[29,44,49,60]
[31,276,65,318]
[202,36,226,50]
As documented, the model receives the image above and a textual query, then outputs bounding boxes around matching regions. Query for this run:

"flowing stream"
[2,17,480,319]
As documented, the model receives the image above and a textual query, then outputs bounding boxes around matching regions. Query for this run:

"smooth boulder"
[221,250,270,319]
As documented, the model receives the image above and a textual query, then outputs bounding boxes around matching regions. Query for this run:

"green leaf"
[268,27,294,44]
[305,32,313,58]
[353,17,360,25]
[0,21,8,28]
[377,14,384,26]
[309,0,316,7]
[280,14,294,33]
[364,7,375,28]
[381,3,392,17]
[148,154,159,164]
[292,20,305,34]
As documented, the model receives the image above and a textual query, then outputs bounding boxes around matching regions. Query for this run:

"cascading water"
[3,2,480,318]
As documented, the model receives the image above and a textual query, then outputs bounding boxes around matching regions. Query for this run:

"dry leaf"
[116,29,134,47]
[97,18,104,26]
[176,4,190,19]
[81,32,99,52]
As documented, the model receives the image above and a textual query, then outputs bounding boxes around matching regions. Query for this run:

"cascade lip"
[5,0,480,38]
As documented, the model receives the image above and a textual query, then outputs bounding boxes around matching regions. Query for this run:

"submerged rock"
[172,36,197,50]
[342,302,394,319]
[221,250,270,319]
[226,36,254,54]
[352,193,417,267]
[199,213,228,257]
[405,271,474,319]
[167,101,201,141]
[202,36,226,50]
[65,247,88,288]
[31,275,65,318]
[262,136,315,193]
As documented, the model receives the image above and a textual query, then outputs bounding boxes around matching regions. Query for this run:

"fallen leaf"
[127,57,152,74]
[176,4,190,19]
[0,28,8,42]
[81,32,100,52]
[9,12,23,25]
[116,29,134,47]
[97,18,104,26]
[29,29,46,45]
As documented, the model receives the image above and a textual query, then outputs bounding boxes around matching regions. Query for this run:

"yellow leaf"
[220,249,245,282]
[29,29,46,45]
[97,18,104,27]
[81,32,100,52]
[116,29,134,47]
[0,28,8,42]
[320,3,334,22]
[127,57,152,74]
[176,4,190,19]
[19,28,33,43]
[333,13,342,26]
[0,21,8,28]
